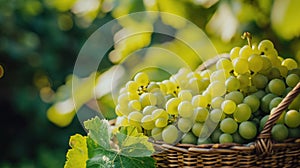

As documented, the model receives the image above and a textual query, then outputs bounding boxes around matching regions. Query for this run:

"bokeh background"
[1,0,300,167]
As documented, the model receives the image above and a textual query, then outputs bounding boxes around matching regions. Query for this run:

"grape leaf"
[116,126,155,157]
[84,117,111,149]
[64,134,88,168]
[86,137,156,168]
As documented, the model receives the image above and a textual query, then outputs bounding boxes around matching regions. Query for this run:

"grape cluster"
[115,39,300,145]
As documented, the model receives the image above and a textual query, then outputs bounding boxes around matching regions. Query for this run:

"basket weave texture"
[152,81,300,168]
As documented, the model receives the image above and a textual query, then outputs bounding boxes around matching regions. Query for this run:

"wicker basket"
[151,81,300,167]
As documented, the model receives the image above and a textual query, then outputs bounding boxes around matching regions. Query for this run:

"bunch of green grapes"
[115,35,300,145]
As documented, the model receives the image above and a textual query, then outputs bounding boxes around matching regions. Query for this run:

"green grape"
[128,111,144,127]
[158,82,167,94]
[181,132,197,144]
[116,104,130,116]
[266,67,281,80]
[251,73,268,89]
[197,137,212,145]
[115,115,129,127]
[192,122,209,137]
[219,133,233,143]
[239,121,257,140]
[142,105,157,116]
[282,58,298,70]
[220,118,238,134]
[193,107,209,122]
[162,125,179,144]
[288,94,300,110]
[225,91,244,104]
[221,100,237,115]
[200,69,211,78]
[229,47,240,60]
[268,78,286,96]
[261,93,277,113]
[252,90,266,100]
[178,90,192,101]
[286,74,300,88]
[178,118,193,133]
[209,109,224,123]
[127,91,139,100]
[141,115,155,130]
[233,103,252,123]
[211,128,222,143]
[248,54,263,72]
[152,109,168,120]
[118,93,130,107]
[288,127,300,138]
[237,73,250,89]
[178,101,194,118]
[134,72,149,87]
[188,77,200,94]
[285,110,300,128]
[209,81,226,98]
[243,95,260,112]
[271,124,288,142]
[166,97,181,115]
[211,96,225,109]
[216,58,233,72]
[155,117,168,128]
[126,81,139,92]
[162,80,178,95]
[198,78,210,91]
[259,115,269,132]
[192,95,209,108]
[269,97,283,111]
[147,82,160,92]
[140,92,157,107]
[258,39,274,55]
[261,55,272,71]
[239,45,253,59]
[151,127,163,141]
[225,76,240,92]
[210,69,228,83]
[233,58,249,74]
[153,91,166,108]
[232,132,246,144]
[128,100,142,111]
[277,65,288,78]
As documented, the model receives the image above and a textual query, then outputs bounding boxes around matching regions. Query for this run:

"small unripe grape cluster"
[115,39,300,145]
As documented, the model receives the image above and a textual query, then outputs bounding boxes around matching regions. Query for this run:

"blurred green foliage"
[1,0,300,167]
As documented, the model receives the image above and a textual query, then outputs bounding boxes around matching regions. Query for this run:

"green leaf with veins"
[84,117,111,149]
[64,134,88,168]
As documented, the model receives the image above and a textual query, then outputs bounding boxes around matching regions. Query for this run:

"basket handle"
[255,82,300,154]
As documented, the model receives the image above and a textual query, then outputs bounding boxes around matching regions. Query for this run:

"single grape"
[178,101,194,118]
[178,90,193,101]
[134,72,149,87]
[286,74,300,88]
[248,54,263,72]
[166,98,181,115]
[233,103,252,123]
[162,125,179,144]
[210,69,228,83]
[192,122,209,137]
[142,105,157,116]
[151,127,163,141]
[251,73,268,89]
[282,58,298,70]
[210,109,225,123]
[219,133,233,143]
[259,115,269,132]
[155,117,168,128]
[261,55,272,71]
[269,97,283,111]
[181,132,197,144]
[211,96,225,109]
[239,45,253,59]
[220,118,238,134]
[128,100,142,111]
[152,109,168,120]
[216,58,233,72]
[141,115,155,130]
[211,128,222,143]
[128,111,144,127]
[237,73,250,89]
[243,95,260,112]
[258,40,274,55]
[225,91,244,104]
[233,58,249,74]
[232,132,246,144]
[261,93,277,113]
[225,76,240,92]
[221,100,236,114]
[178,118,193,133]
[126,81,139,92]
[193,107,209,122]
[229,47,240,60]
[208,81,226,98]
[268,78,286,96]
[239,121,257,140]
[192,95,209,108]
[285,110,300,128]
[271,124,288,142]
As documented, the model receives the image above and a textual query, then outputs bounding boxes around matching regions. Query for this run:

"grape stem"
[241,32,252,47]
